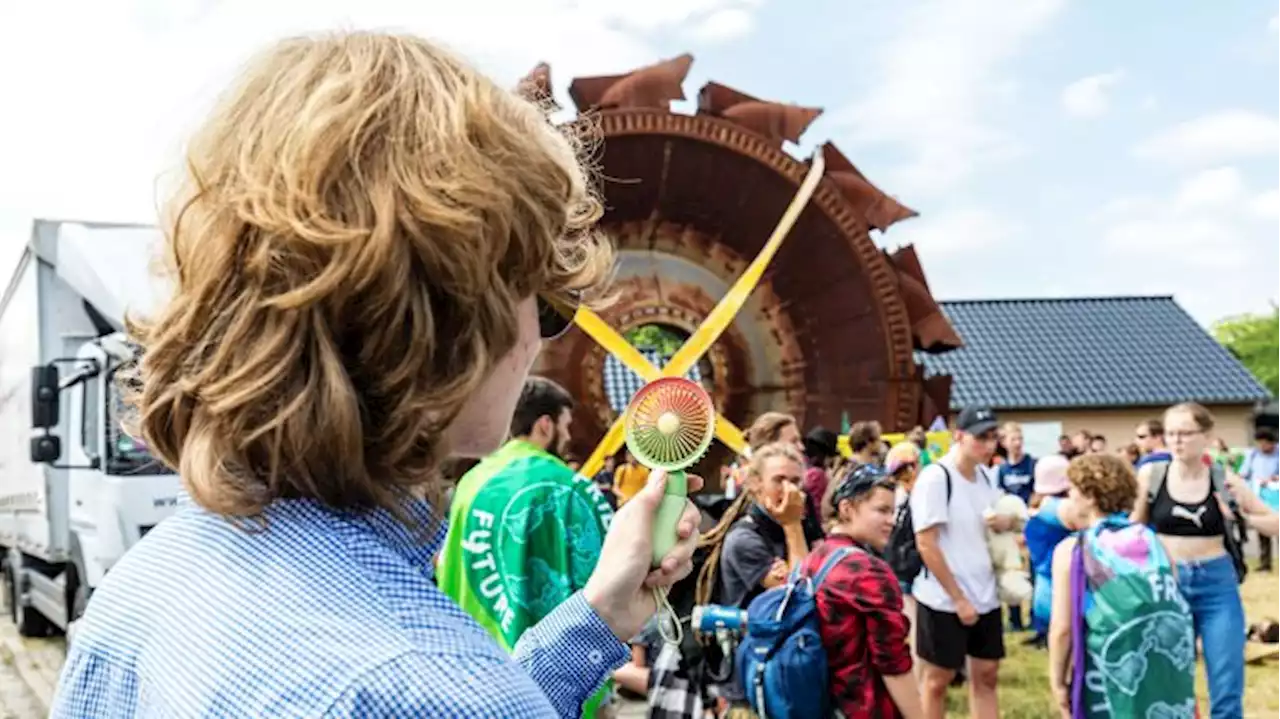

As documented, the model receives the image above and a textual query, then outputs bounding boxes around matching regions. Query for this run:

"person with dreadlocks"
[733,412,825,543]
[646,414,820,719]
[709,441,811,717]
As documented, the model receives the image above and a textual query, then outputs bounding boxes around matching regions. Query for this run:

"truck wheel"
[66,578,87,649]
[9,558,51,638]
[2,564,13,624]
[70,571,88,623]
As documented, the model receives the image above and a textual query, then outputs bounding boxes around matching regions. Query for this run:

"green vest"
[437,440,615,717]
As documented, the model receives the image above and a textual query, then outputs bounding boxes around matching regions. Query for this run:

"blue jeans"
[1177,554,1244,719]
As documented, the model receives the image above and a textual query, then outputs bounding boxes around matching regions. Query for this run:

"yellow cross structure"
[578,152,827,478]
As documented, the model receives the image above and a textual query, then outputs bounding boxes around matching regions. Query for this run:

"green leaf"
[1213,304,1279,398]
[623,324,687,357]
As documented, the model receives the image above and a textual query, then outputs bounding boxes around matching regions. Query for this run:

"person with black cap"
[802,427,840,513]
[909,406,1012,719]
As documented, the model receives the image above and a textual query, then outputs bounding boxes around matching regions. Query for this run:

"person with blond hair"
[712,442,810,715]
[727,411,822,543]
[53,31,702,718]
[880,440,924,668]
[648,434,814,718]
[885,442,922,493]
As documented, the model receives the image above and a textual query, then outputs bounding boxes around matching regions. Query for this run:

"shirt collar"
[508,437,553,457]
[823,532,881,557]
[356,494,449,568]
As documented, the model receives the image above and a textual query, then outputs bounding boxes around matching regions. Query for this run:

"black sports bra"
[1150,476,1226,538]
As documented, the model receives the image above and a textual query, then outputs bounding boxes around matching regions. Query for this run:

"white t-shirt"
[909,453,1002,614]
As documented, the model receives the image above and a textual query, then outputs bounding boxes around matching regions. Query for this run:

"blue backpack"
[736,546,853,719]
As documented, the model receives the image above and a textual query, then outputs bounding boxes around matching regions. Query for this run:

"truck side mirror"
[30,434,61,463]
[31,365,60,429]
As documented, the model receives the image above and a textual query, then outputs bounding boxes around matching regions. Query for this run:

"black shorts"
[915,603,1005,670]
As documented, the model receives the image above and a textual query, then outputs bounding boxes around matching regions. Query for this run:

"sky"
[0,0,1275,326]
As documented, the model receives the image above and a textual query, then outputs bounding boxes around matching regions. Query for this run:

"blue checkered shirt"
[52,496,628,717]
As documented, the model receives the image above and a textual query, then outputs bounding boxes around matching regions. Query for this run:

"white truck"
[0,219,181,637]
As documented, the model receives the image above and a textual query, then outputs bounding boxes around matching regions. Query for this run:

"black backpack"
[885,501,922,584]
[884,464,993,584]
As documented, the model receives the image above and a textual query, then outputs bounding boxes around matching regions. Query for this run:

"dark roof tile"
[918,296,1272,410]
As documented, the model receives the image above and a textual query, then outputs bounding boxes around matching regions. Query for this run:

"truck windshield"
[106,387,172,476]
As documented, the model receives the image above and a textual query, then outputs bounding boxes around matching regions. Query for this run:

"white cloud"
[1270,13,1278,34]
[888,206,1019,256]
[833,0,1066,197]
[1096,195,1160,218]
[1249,188,1280,218]
[1094,167,1277,323]
[1060,70,1125,119]
[1174,167,1246,208]
[1132,109,1280,165]
[1104,216,1247,269]
[690,8,755,42]
[578,0,760,33]
[0,0,764,252]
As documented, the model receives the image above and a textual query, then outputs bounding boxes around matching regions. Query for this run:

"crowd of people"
[436,370,1280,719]
[44,29,1278,719]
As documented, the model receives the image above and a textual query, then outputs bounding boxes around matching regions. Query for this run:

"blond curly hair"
[123,32,612,522]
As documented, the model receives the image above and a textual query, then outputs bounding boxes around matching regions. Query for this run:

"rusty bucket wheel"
[523,55,962,468]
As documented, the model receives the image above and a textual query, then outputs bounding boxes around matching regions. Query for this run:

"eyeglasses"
[537,291,582,340]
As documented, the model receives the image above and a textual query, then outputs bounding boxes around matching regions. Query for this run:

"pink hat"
[1034,454,1070,496]
[884,442,921,476]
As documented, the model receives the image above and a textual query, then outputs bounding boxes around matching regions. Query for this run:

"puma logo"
[1171,504,1208,528]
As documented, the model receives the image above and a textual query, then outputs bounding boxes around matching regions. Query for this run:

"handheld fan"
[624,377,716,567]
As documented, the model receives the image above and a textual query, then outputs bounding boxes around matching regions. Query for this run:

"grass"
[943,572,1280,718]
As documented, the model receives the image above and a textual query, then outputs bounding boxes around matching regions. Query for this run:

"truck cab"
[1,220,182,639]
[54,336,178,627]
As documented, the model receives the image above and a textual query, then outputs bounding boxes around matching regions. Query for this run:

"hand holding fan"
[623,376,716,567]
[623,376,715,645]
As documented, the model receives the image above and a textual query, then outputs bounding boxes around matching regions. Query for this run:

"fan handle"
[651,469,688,566]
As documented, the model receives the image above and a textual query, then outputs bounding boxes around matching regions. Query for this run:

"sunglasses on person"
[537,291,582,340]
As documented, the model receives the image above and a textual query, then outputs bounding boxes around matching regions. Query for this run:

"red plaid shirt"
[804,535,913,719]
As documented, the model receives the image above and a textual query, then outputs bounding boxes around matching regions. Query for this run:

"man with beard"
[437,376,616,717]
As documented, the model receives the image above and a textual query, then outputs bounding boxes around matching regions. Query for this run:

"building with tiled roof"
[918,296,1273,451]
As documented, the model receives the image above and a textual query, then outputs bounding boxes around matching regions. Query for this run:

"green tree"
[1213,305,1279,397]
[624,324,686,356]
